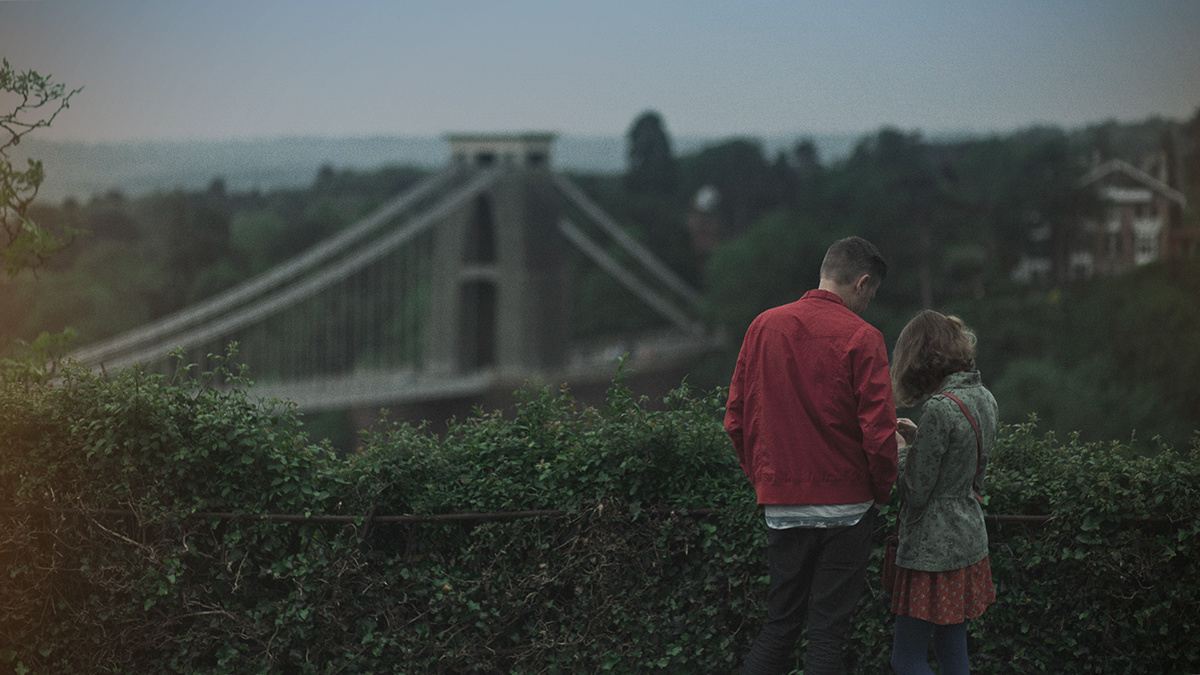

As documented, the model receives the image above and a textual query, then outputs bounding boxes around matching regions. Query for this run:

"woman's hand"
[897,417,917,444]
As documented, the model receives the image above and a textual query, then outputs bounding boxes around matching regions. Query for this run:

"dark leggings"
[891,614,969,675]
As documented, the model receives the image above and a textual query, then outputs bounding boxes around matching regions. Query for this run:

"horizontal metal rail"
[0,505,718,524]
[0,505,1187,528]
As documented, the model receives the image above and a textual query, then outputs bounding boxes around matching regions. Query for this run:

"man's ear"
[854,274,873,294]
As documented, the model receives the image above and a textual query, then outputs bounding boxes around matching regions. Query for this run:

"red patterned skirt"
[890,556,995,625]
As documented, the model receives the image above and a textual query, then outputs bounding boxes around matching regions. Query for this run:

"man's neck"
[817,278,855,308]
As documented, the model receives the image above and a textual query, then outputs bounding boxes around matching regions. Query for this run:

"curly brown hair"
[891,310,977,406]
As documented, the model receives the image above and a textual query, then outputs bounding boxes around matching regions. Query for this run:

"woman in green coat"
[889,310,998,675]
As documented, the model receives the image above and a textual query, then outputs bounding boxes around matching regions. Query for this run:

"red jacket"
[725,289,898,505]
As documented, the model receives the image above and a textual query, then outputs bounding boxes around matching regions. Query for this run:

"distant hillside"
[14,133,861,204]
[15,116,1188,206]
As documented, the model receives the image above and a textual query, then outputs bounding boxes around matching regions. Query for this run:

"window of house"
[1135,233,1157,264]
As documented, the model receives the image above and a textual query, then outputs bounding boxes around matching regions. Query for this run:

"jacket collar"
[937,371,982,391]
[802,289,847,307]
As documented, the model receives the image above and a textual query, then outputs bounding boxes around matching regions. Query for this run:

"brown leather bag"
[882,531,900,592]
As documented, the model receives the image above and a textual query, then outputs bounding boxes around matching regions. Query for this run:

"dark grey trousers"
[740,507,878,675]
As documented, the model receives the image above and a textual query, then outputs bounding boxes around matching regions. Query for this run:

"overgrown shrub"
[0,360,1197,673]
[974,422,1200,673]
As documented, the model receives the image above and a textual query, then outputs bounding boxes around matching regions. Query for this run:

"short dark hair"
[819,236,888,286]
[891,310,977,406]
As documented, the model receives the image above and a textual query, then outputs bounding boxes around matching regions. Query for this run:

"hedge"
[0,357,1197,673]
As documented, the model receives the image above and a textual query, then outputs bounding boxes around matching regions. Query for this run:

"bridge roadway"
[245,328,721,413]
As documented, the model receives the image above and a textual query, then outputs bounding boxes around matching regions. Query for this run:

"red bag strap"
[940,392,984,503]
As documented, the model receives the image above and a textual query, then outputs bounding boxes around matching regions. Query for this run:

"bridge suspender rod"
[97,169,502,370]
[553,174,703,310]
[362,257,374,366]
[406,234,429,364]
[71,167,463,366]
[558,218,701,335]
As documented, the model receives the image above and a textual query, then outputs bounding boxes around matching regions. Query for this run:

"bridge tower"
[429,133,569,383]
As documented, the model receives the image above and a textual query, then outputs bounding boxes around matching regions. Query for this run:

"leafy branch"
[0,58,83,277]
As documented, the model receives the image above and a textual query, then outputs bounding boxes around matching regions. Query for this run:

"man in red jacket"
[726,236,900,675]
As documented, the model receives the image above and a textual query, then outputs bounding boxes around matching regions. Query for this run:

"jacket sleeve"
[724,340,749,479]
[851,326,899,503]
[899,398,952,509]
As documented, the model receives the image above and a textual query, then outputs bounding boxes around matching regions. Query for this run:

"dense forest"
[3,109,1200,450]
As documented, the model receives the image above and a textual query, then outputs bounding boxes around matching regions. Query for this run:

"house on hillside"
[1013,157,1192,283]
[1078,158,1190,277]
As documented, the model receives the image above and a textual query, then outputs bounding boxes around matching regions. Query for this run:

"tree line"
[593,109,1200,450]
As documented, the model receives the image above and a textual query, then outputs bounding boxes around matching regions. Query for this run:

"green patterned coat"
[895,371,999,572]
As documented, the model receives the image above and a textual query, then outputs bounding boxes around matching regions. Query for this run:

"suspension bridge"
[70,133,719,421]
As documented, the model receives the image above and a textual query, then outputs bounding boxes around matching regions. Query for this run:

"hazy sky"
[2,0,1198,143]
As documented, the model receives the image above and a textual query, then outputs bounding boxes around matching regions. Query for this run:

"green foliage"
[229,208,289,275]
[704,210,842,336]
[0,59,81,277]
[2,360,1198,673]
[0,353,341,673]
[963,260,1200,449]
[677,137,785,235]
[560,172,697,339]
[1,240,164,347]
[0,362,758,673]
[0,327,76,384]
[974,423,1200,672]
